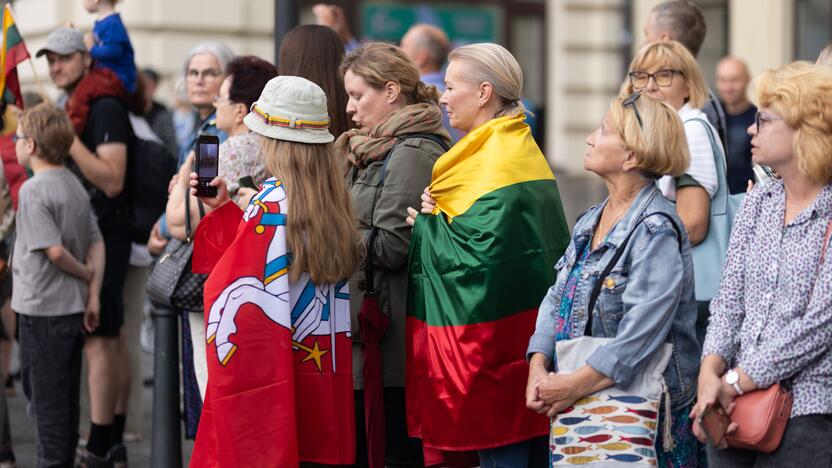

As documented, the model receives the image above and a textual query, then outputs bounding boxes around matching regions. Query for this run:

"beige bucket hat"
[244,75,334,144]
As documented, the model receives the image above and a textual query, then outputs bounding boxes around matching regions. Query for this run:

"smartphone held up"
[195,134,220,197]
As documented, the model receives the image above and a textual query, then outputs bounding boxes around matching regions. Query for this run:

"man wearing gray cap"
[37,26,131,468]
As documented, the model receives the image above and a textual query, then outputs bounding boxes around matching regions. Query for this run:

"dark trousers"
[707,414,832,467]
[353,387,424,468]
[19,313,85,468]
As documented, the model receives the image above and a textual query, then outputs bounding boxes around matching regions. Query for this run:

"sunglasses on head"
[622,92,643,129]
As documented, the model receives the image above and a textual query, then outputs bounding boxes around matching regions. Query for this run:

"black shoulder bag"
[146,190,207,312]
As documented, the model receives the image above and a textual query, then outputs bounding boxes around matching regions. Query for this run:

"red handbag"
[725,383,793,452]
[725,218,832,452]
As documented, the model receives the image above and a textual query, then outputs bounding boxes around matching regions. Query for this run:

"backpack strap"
[584,212,682,336]
[364,133,450,295]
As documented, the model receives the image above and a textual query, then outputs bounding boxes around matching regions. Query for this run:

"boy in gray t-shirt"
[11,104,104,467]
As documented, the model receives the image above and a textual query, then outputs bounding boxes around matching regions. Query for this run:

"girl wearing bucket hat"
[187,75,363,467]
[335,42,450,468]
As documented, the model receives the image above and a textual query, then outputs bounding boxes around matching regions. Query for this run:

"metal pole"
[151,303,183,468]
[274,0,300,66]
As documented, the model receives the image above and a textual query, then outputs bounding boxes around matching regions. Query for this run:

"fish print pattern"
[618,436,653,446]
[559,416,591,426]
[574,396,600,405]
[551,426,569,436]
[601,415,640,424]
[607,395,647,404]
[577,434,612,444]
[561,446,593,455]
[626,408,658,418]
[552,436,575,445]
[610,425,651,436]
[605,454,644,462]
[565,455,600,465]
[573,425,607,435]
[582,405,618,415]
[595,442,632,451]
[550,393,661,466]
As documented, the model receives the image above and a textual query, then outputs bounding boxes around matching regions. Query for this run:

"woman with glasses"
[693,61,832,466]
[622,41,721,247]
[622,40,725,348]
[526,94,702,466]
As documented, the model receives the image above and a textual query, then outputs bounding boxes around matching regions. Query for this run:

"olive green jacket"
[348,136,446,389]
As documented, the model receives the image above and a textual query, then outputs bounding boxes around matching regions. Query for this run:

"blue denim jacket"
[527,184,700,409]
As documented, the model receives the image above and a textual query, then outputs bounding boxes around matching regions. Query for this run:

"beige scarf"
[335,103,449,168]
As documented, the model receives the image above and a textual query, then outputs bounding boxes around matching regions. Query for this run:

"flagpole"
[26,58,51,105]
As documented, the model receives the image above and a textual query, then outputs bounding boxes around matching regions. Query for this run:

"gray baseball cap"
[35,27,86,57]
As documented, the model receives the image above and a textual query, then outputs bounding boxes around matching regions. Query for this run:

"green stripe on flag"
[407,179,570,326]
[4,24,21,50]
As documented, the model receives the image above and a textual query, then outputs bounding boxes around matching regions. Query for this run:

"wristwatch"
[724,369,744,395]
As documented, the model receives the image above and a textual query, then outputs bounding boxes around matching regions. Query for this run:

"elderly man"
[38,26,131,466]
[716,56,756,194]
[400,24,461,141]
[644,0,728,148]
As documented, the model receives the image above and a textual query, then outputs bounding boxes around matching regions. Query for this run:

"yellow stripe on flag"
[429,113,555,221]
[0,5,13,95]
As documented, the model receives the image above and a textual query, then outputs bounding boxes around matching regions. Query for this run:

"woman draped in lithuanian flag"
[405,43,571,466]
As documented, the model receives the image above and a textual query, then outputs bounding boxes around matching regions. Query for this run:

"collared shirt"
[703,181,832,417]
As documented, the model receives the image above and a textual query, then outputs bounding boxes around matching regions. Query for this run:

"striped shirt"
[659,104,721,201]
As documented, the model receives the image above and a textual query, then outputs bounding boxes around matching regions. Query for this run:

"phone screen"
[197,140,219,179]
[700,405,730,446]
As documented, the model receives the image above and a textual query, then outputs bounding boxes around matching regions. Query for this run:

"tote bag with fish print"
[549,336,672,467]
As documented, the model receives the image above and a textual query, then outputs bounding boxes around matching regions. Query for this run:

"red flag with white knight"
[190,178,355,467]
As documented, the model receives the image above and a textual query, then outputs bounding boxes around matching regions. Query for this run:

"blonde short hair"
[18,103,74,165]
[755,61,832,184]
[622,41,708,109]
[448,43,526,118]
[608,94,690,177]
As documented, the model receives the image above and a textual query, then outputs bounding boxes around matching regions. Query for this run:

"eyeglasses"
[186,68,221,82]
[755,112,784,130]
[629,69,682,90]
[12,133,27,143]
[622,92,643,129]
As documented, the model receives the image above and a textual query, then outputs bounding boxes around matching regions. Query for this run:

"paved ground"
[7,349,194,467]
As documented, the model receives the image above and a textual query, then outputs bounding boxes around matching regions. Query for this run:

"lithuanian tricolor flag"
[0,4,29,108]
[406,113,570,451]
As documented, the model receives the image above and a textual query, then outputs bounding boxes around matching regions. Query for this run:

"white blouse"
[659,103,722,201]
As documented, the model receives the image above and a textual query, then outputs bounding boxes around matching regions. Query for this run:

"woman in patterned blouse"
[693,62,832,466]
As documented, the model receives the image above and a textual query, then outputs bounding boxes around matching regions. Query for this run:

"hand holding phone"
[194,134,220,197]
[699,404,731,446]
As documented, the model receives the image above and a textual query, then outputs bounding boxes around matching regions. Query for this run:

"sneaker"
[107,443,127,468]
[75,447,113,468]
[0,453,16,468]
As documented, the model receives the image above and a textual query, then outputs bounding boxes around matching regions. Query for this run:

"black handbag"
[146,189,207,312]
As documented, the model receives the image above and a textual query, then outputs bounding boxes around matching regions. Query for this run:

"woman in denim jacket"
[526,94,702,465]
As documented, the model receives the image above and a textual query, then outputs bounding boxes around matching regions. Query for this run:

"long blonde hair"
[261,138,363,283]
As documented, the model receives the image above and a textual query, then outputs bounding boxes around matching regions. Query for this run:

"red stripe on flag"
[406,309,549,451]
